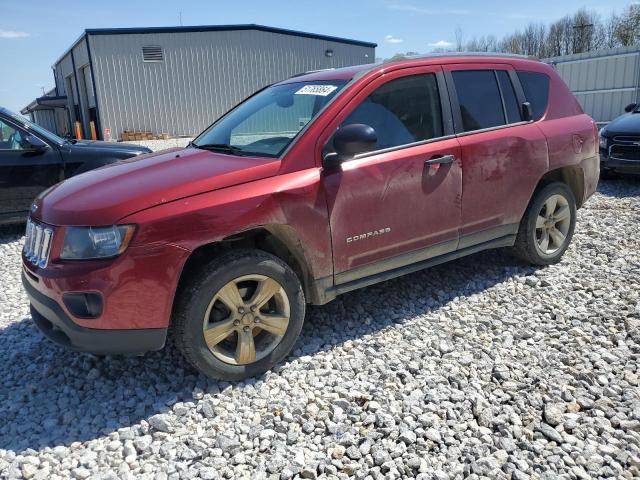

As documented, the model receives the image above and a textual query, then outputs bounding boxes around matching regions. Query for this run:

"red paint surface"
[25,55,599,331]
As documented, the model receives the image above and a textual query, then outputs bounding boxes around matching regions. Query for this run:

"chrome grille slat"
[40,229,52,268]
[23,218,54,268]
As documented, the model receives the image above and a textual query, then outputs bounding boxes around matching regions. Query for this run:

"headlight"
[598,129,607,149]
[60,225,136,260]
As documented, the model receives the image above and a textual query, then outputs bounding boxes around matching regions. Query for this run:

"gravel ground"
[1,178,639,480]
[123,138,194,152]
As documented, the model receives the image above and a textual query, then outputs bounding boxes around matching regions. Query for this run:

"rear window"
[452,70,505,131]
[517,71,550,121]
[496,70,522,124]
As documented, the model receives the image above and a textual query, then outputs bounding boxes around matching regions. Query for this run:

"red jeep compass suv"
[22,54,599,380]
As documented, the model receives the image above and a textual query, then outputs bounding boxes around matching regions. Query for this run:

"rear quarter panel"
[528,63,599,204]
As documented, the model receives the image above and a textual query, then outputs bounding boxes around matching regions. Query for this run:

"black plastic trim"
[329,234,516,297]
[23,272,167,355]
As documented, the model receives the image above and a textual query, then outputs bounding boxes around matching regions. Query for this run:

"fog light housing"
[63,292,103,319]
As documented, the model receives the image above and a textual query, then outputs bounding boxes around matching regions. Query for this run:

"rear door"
[443,64,548,247]
[0,117,62,216]
[321,66,463,284]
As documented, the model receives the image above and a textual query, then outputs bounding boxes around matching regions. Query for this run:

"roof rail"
[288,68,336,79]
[383,51,539,63]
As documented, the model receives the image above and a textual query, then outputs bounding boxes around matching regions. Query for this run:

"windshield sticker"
[295,85,338,96]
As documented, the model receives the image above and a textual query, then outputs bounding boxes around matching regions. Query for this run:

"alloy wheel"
[202,274,290,365]
[535,193,572,255]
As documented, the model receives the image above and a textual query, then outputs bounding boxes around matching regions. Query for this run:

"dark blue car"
[0,107,151,224]
[599,103,640,176]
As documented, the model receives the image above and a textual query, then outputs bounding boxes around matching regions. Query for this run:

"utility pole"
[572,22,594,54]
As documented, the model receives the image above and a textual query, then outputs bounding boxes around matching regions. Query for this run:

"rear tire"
[173,249,305,381]
[512,182,576,266]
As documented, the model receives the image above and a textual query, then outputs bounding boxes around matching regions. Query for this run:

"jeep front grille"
[24,218,54,268]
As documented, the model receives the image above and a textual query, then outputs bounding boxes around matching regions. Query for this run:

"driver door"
[0,118,62,217]
[321,66,463,285]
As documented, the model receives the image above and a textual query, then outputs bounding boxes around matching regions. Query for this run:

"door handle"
[425,154,456,166]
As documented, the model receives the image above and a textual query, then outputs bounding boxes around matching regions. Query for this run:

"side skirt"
[310,225,518,305]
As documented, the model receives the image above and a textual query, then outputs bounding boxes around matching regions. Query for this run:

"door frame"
[442,62,533,136]
[315,65,456,166]
[316,64,466,288]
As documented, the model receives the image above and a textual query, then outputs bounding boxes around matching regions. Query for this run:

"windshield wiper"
[191,143,246,155]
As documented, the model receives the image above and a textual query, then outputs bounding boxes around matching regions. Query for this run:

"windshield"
[193,80,347,157]
[0,107,65,145]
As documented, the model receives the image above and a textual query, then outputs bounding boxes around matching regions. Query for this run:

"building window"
[142,45,164,62]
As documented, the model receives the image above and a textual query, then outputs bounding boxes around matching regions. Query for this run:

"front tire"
[512,182,576,266]
[173,249,305,381]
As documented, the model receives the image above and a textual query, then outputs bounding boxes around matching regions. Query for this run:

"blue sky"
[0,0,632,114]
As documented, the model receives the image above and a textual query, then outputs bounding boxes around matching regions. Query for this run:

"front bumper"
[23,271,167,355]
[601,147,640,174]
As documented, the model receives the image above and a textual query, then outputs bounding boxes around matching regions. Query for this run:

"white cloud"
[428,40,454,48]
[384,34,404,44]
[0,30,30,39]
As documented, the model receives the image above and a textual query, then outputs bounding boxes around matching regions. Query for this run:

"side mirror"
[323,124,377,169]
[24,135,48,152]
[522,102,533,122]
[625,103,637,113]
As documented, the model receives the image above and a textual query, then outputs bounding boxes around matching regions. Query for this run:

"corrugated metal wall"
[546,46,640,124]
[88,29,374,138]
[31,110,57,133]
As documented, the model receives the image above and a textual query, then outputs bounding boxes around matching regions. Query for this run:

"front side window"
[0,108,63,145]
[0,119,27,151]
[193,80,346,158]
[452,70,505,132]
[341,73,444,151]
[517,71,550,121]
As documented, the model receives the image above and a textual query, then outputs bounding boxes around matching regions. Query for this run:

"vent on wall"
[142,45,164,62]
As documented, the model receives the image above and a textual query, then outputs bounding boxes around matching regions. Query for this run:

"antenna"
[179,11,183,26]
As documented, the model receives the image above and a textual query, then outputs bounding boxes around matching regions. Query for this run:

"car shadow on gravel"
[597,177,640,198]
[0,224,24,245]
[0,248,537,454]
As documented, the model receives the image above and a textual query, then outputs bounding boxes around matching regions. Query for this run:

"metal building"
[545,46,640,125]
[21,88,69,134]
[28,24,376,140]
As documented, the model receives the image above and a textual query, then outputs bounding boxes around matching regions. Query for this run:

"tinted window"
[342,74,443,150]
[496,71,522,124]
[452,70,505,131]
[0,119,27,151]
[517,71,550,121]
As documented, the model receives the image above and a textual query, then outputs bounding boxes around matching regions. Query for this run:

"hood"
[603,112,640,137]
[34,147,280,226]
[69,139,151,153]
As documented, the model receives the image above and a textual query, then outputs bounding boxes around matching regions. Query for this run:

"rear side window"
[496,71,522,124]
[342,73,443,150]
[517,71,550,121]
[452,70,504,131]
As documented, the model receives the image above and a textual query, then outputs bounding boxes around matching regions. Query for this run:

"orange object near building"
[89,121,97,140]
[74,121,83,140]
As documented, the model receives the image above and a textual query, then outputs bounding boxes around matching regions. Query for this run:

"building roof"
[53,23,376,67]
[543,45,640,64]
[84,24,377,48]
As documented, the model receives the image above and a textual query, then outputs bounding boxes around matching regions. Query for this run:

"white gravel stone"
[1,178,639,479]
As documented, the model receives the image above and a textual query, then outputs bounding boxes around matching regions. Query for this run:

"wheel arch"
[175,225,322,308]
[536,165,585,208]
